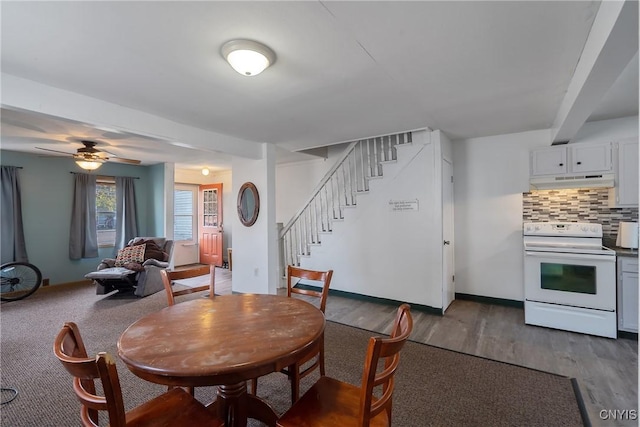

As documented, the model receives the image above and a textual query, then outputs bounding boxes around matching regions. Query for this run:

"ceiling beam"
[1,73,264,159]
[551,0,638,144]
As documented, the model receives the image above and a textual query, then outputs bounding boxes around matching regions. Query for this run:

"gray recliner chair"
[95,237,175,297]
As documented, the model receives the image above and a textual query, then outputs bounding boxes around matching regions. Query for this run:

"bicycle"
[0,262,42,301]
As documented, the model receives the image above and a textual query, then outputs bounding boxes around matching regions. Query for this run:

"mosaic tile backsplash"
[523,188,638,239]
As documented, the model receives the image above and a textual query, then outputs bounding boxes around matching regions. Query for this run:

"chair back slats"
[359,303,413,426]
[53,322,127,427]
[161,265,215,306]
[54,322,105,426]
[95,353,127,427]
[287,266,333,313]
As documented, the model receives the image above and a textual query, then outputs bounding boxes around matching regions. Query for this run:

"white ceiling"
[0,1,637,171]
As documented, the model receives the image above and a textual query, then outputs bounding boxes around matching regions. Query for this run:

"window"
[96,177,116,247]
[203,188,218,227]
[174,186,197,241]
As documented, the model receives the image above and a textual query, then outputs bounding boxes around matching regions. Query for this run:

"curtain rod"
[69,172,139,179]
[1,166,23,169]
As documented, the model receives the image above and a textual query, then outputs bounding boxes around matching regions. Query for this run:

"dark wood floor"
[210,266,637,426]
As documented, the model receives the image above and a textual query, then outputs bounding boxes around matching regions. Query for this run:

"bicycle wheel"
[0,262,42,301]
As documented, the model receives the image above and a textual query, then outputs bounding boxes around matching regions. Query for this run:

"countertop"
[604,239,639,257]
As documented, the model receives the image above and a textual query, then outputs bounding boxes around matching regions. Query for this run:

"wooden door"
[199,183,223,267]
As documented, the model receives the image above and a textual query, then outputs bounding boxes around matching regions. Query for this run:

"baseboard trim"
[455,293,524,308]
[294,283,443,315]
[617,330,638,340]
[40,279,93,290]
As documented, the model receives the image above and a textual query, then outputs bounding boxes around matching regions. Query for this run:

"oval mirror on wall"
[237,182,260,227]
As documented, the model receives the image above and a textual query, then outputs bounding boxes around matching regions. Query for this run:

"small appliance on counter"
[616,222,639,249]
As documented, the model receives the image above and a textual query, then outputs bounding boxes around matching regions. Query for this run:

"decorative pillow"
[115,244,146,267]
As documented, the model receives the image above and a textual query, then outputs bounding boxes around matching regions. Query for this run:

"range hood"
[529,173,615,190]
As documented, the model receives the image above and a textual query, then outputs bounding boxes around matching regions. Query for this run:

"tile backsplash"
[523,188,638,239]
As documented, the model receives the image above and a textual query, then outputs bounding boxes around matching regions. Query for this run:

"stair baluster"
[280,131,413,267]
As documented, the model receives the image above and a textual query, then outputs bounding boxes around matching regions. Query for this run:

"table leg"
[208,381,278,427]
[215,382,249,427]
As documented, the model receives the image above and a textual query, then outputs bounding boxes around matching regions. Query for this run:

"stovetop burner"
[523,222,615,256]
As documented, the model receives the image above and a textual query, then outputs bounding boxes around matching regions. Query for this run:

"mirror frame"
[237,182,260,227]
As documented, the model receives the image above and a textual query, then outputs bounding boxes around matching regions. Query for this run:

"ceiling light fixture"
[221,39,276,77]
[76,159,104,171]
[202,168,210,176]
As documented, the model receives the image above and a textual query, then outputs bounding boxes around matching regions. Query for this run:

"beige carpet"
[1,283,586,426]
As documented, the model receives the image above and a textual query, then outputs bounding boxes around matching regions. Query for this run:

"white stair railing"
[280,131,412,267]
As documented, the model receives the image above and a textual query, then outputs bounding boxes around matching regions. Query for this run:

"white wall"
[300,130,444,308]
[571,116,638,144]
[275,158,332,224]
[453,129,551,301]
[231,144,278,294]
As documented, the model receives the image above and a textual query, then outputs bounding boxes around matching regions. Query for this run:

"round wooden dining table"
[117,294,325,427]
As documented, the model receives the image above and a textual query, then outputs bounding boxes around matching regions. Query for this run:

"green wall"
[148,163,166,237]
[0,150,164,285]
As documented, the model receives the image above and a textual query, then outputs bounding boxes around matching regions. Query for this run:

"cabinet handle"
[576,161,582,165]
[559,163,563,166]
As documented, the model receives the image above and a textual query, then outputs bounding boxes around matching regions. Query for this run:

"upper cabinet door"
[569,142,612,174]
[530,146,567,176]
[609,139,639,208]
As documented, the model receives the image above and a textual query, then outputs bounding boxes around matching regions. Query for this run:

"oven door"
[524,250,616,311]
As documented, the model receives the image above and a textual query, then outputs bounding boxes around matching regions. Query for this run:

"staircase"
[280,131,413,267]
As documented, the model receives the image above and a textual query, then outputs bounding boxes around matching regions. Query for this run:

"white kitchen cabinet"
[530,141,612,177]
[617,256,638,333]
[530,146,567,176]
[608,139,639,207]
[569,142,612,174]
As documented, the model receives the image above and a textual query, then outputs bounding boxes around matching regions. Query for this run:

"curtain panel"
[69,173,98,259]
[115,176,138,251]
[1,166,28,263]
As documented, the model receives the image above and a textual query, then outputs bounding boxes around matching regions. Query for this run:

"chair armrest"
[142,258,169,268]
[98,258,116,270]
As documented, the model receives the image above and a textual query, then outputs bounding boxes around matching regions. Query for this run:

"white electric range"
[523,222,617,338]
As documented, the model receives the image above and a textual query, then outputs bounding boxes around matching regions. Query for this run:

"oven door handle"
[525,251,615,262]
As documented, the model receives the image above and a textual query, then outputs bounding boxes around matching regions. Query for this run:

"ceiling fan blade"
[35,146,73,155]
[109,157,141,165]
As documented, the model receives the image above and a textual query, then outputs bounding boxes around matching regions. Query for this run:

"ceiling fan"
[36,140,141,170]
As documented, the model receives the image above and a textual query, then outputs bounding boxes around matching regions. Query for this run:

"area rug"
[319,322,588,427]
[0,284,588,426]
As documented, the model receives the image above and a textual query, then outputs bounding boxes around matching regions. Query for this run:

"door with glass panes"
[199,183,223,266]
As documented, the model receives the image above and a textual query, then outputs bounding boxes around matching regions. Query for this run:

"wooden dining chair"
[252,265,333,404]
[53,322,224,427]
[161,264,215,306]
[276,303,413,427]
[161,264,215,396]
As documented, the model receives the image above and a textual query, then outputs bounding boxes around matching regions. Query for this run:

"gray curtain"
[1,166,28,263]
[114,177,138,251]
[69,173,98,259]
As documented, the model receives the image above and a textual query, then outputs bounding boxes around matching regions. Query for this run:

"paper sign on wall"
[389,199,419,212]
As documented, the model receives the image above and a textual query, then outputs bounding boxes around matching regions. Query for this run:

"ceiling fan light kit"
[35,140,141,168]
[75,159,104,170]
[221,39,276,76]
